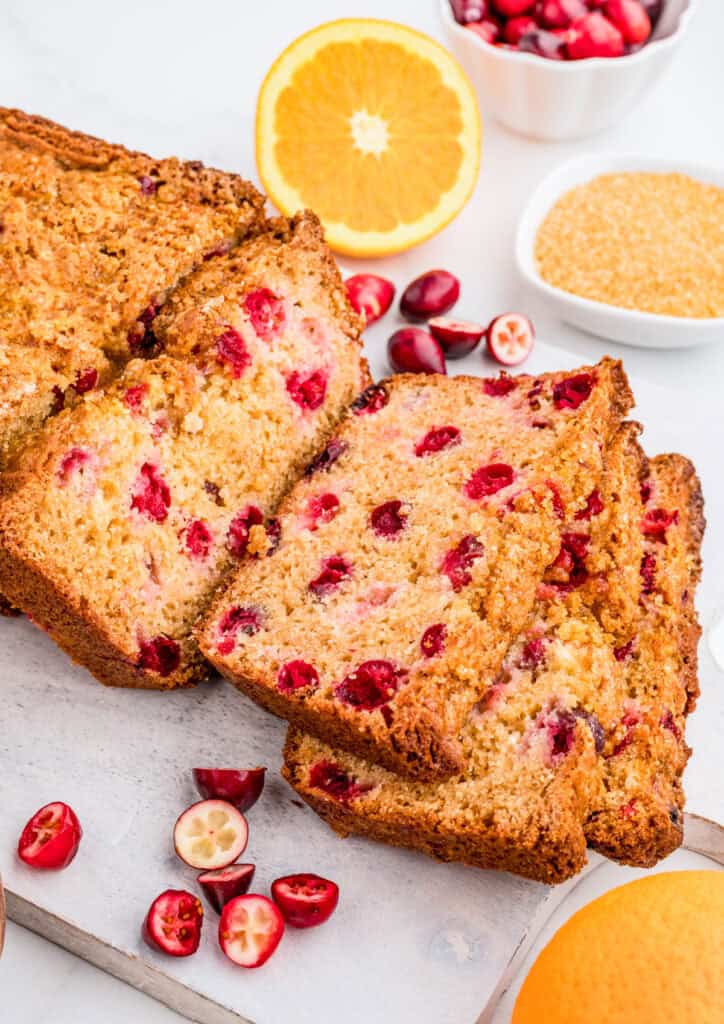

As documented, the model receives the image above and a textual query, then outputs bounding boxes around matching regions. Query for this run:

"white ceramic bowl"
[515,153,724,349]
[439,0,697,141]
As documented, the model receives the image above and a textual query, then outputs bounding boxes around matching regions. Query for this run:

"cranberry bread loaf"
[283,427,704,882]
[0,213,367,688]
[200,358,633,780]
[0,107,265,471]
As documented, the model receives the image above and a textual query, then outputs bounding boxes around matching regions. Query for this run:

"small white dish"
[515,153,724,350]
[439,0,698,141]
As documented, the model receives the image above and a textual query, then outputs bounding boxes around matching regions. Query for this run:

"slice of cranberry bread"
[585,452,704,864]
[0,107,265,471]
[200,358,633,780]
[283,429,704,882]
[0,214,367,689]
[282,427,704,883]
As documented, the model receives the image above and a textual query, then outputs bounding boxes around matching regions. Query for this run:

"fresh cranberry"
[244,288,285,339]
[305,438,348,476]
[73,367,98,395]
[399,270,460,322]
[143,890,203,958]
[536,0,587,27]
[123,383,148,412]
[547,532,590,591]
[388,328,446,375]
[138,635,181,676]
[335,659,407,711]
[17,801,82,870]
[370,500,407,538]
[351,383,389,415]
[567,12,625,58]
[575,489,604,520]
[414,425,462,457]
[227,505,264,558]
[309,760,373,802]
[184,519,213,560]
[272,874,339,930]
[493,0,536,14]
[552,372,595,410]
[56,447,90,484]
[464,462,515,500]
[518,636,547,670]
[217,606,263,654]
[277,660,320,693]
[198,864,255,914]
[216,327,251,378]
[641,507,678,542]
[504,15,538,42]
[604,0,651,43]
[305,492,340,530]
[441,534,485,591]
[131,463,171,522]
[428,316,485,359]
[309,555,353,597]
[517,28,567,58]
[544,708,578,763]
[138,175,160,195]
[193,768,266,812]
[661,709,681,740]
[483,375,516,397]
[640,552,657,594]
[450,0,492,22]
[486,313,536,365]
[345,274,395,326]
[467,20,501,43]
[421,623,447,658]
[614,638,635,661]
[286,369,328,411]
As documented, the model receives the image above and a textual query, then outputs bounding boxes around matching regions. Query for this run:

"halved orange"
[256,19,481,257]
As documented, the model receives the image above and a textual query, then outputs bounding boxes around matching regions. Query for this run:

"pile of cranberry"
[451,0,663,60]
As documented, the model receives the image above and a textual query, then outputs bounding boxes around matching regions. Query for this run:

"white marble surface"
[1,0,723,1021]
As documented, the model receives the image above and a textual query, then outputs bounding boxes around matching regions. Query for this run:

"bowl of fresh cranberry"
[441,0,696,139]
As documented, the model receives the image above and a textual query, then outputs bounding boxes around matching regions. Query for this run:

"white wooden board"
[2,343,723,1023]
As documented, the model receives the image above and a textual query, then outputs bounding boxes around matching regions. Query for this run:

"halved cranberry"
[552,372,594,410]
[414,425,461,457]
[305,438,348,476]
[450,0,491,23]
[567,12,625,58]
[308,760,373,802]
[335,659,407,711]
[138,635,181,677]
[465,462,515,500]
[441,534,485,591]
[193,768,266,812]
[428,316,485,359]
[504,15,538,42]
[345,274,395,326]
[400,270,460,322]
[486,313,535,366]
[544,708,578,763]
[217,606,263,654]
[278,660,320,693]
[216,327,251,378]
[604,0,651,43]
[271,874,339,929]
[17,801,82,870]
[537,0,587,27]
[198,864,255,914]
[73,367,98,395]
[517,636,547,670]
[518,28,567,58]
[546,480,566,520]
[131,463,171,522]
[227,505,264,558]
[641,507,678,542]
[305,492,340,530]
[351,383,389,415]
[483,375,517,397]
[123,383,148,412]
[575,489,604,520]
[421,623,446,658]
[174,799,248,870]
[370,500,407,538]
[244,288,285,339]
[388,328,446,375]
[219,895,284,968]
[286,370,328,411]
[640,552,657,594]
[143,890,202,957]
[309,555,353,597]
[184,519,213,560]
[56,447,90,484]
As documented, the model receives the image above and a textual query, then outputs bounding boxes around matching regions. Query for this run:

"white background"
[1,0,723,1020]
